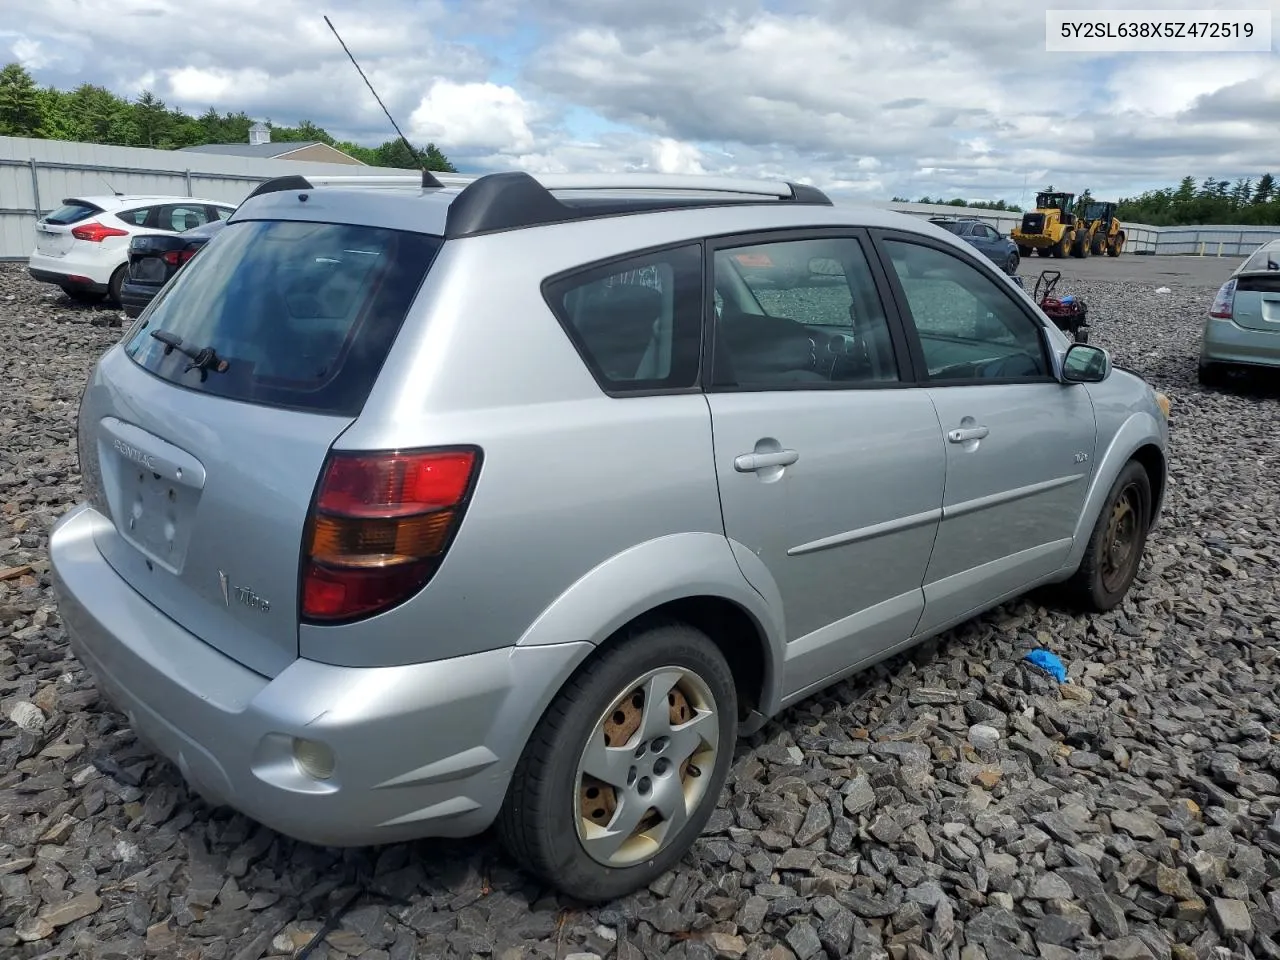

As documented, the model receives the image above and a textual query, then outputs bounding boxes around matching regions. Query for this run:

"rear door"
[873,231,1096,635]
[79,218,442,676]
[704,230,945,697]
[35,200,103,258]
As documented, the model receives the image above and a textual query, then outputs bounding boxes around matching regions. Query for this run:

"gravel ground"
[2,260,1280,960]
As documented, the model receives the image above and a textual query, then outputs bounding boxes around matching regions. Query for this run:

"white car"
[27,195,237,306]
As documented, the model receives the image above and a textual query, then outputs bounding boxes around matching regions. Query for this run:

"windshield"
[123,219,441,416]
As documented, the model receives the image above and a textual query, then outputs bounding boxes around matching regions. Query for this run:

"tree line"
[0,62,456,171]
[891,196,1025,213]
[1115,175,1278,226]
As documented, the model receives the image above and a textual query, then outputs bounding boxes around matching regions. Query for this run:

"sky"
[3,0,1278,205]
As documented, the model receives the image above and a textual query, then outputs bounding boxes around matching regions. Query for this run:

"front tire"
[497,621,737,903]
[1061,460,1152,612]
[1108,234,1125,257]
[1005,252,1019,275]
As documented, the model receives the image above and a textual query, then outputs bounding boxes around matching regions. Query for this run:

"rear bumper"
[28,266,109,294]
[1200,317,1280,369]
[119,280,161,318]
[49,503,590,847]
[28,249,120,288]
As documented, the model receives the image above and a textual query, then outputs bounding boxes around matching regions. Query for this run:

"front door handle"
[947,426,989,443]
[734,449,799,472]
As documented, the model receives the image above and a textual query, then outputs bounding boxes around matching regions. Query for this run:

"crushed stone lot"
[2,259,1280,960]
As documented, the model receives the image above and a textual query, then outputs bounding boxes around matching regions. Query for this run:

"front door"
[703,231,946,699]
[875,234,1097,635]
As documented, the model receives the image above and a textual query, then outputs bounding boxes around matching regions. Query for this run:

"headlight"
[1154,391,1171,419]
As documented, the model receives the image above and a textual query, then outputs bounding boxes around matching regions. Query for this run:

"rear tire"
[497,621,738,903]
[1107,234,1125,257]
[1052,232,1072,258]
[1059,460,1151,612]
[1198,362,1227,387]
[61,286,105,304]
[108,265,127,307]
[1017,245,1033,258]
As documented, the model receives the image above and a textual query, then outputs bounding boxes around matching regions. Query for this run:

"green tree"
[0,62,457,171]
[0,63,44,136]
[1252,173,1274,206]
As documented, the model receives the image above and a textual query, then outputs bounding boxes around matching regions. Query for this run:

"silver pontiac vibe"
[49,170,1170,902]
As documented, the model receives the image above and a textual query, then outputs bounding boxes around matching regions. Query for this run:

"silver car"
[49,171,1171,902]
[1200,237,1280,385]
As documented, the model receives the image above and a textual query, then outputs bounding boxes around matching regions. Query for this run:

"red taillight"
[301,448,481,623]
[161,247,199,267]
[71,221,129,243]
[1209,279,1236,319]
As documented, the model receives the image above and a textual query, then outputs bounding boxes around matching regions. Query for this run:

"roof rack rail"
[242,169,834,237]
[244,169,451,200]
[443,171,832,239]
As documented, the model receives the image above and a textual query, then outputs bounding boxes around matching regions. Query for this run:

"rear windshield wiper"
[150,330,230,379]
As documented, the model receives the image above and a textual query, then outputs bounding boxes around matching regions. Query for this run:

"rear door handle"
[734,449,799,472]
[947,426,989,443]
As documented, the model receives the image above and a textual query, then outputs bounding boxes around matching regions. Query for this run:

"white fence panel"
[0,135,418,259]
[3,136,1279,260]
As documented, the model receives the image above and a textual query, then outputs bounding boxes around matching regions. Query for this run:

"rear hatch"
[1232,247,1280,333]
[35,199,103,258]
[79,217,442,676]
[127,220,225,286]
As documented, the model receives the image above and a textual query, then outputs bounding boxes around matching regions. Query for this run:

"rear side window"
[544,244,703,394]
[116,207,154,227]
[123,220,440,416]
[43,201,102,225]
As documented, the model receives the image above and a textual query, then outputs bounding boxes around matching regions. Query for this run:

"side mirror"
[1061,343,1110,383]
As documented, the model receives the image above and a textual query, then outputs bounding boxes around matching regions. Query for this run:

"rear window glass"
[123,220,440,416]
[1240,245,1280,274]
[43,201,102,225]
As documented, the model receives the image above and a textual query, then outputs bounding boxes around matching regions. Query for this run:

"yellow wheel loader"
[1010,191,1078,260]
[1074,201,1126,258]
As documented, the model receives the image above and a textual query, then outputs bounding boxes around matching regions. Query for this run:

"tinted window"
[211,206,235,221]
[163,205,210,232]
[1241,244,1280,274]
[123,220,440,416]
[931,220,963,235]
[43,201,102,225]
[545,244,702,393]
[712,237,899,387]
[116,207,153,227]
[884,239,1048,382]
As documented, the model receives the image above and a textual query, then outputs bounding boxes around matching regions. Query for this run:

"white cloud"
[650,138,705,175]
[6,0,1280,201]
[11,38,54,70]
[409,80,537,153]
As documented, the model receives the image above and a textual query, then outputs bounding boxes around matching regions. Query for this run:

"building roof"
[177,141,334,159]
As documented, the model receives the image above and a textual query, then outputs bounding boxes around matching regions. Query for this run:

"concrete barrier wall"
[2,136,1277,260]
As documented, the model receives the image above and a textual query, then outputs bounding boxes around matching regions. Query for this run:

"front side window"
[164,205,210,232]
[711,236,899,387]
[883,239,1049,382]
[544,244,703,392]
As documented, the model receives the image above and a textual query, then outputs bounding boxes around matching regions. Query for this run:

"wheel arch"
[1063,413,1167,573]
[513,532,784,726]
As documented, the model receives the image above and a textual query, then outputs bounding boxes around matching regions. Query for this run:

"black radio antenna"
[324,14,443,189]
